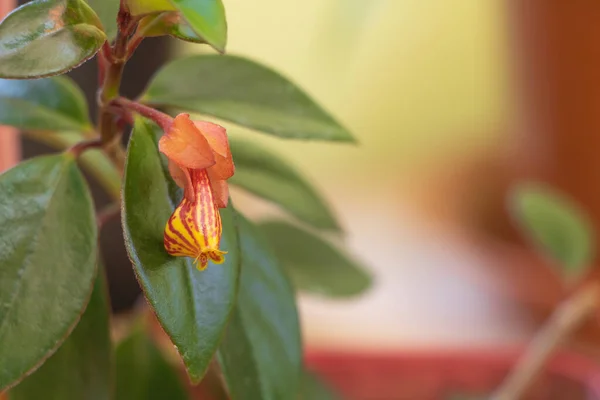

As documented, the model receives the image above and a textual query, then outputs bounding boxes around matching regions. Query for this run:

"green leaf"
[138,12,207,44]
[54,132,121,201]
[142,55,354,142]
[0,154,98,390]
[85,0,119,40]
[26,130,121,200]
[218,215,302,400]
[126,0,225,52]
[147,122,183,204]
[0,0,106,79]
[124,0,176,16]
[169,0,226,52]
[299,370,339,400]
[259,221,371,298]
[116,324,188,400]
[0,76,91,131]
[10,267,112,400]
[509,183,595,278]
[122,116,240,382]
[230,137,340,231]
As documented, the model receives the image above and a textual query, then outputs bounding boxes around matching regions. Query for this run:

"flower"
[158,114,234,270]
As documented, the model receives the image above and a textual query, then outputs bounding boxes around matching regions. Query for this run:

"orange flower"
[158,114,234,270]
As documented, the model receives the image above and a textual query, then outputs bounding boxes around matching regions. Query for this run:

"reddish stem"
[113,97,173,131]
[67,138,104,158]
[97,42,110,85]
[96,5,141,172]
[102,41,115,62]
[126,34,144,59]
[96,202,120,229]
[106,104,134,125]
[117,2,133,38]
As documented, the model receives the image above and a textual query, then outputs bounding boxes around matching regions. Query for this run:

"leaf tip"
[331,125,358,144]
[185,365,205,386]
[212,41,227,54]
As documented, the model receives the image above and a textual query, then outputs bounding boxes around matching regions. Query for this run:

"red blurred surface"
[305,347,600,400]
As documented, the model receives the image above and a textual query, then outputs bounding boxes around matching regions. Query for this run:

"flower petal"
[194,121,228,158]
[168,160,194,201]
[159,114,215,170]
[195,121,235,181]
[167,160,188,189]
[207,155,235,181]
[208,177,229,208]
[163,169,226,270]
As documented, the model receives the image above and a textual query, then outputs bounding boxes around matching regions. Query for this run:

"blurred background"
[210,0,524,348]
[205,0,600,355]
[184,1,600,397]
[7,0,600,398]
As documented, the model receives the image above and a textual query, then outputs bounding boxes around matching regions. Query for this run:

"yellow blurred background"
[180,0,532,351]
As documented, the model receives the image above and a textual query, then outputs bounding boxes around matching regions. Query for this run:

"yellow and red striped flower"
[158,114,234,270]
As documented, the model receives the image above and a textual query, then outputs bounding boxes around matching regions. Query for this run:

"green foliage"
[0,0,367,398]
[230,137,340,231]
[218,215,302,400]
[85,0,119,40]
[10,269,112,400]
[509,183,595,279]
[260,221,372,297]
[142,55,354,141]
[126,0,226,52]
[0,76,91,132]
[168,0,226,52]
[124,0,175,15]
[28,131,121,200]
[138,12,207,44]
[0,0,106,79]
[146,120,184,203]
[0,154,97,391]
[116,324,189,400]
[0,74,120,198]
[122,117,240,383]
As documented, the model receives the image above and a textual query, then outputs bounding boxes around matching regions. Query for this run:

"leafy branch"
[0,0,368,399]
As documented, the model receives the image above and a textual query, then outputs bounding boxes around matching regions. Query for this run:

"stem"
[96,6,139,172]
[97,42,111,86]
[491,283,600,400]
[126,28,145,58]
[67,138,103,158]
[114,97,173,131]
[24,131,121,200]
[106,104,134,125]
[96,202,121,229]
